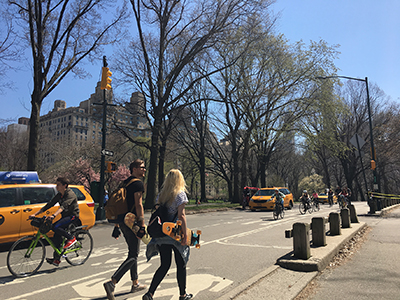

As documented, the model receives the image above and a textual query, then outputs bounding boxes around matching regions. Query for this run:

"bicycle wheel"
[313,202,320,212]
[280,208,285,219]
[7,235,45,278]
[299,204,306,215]
[65,230,93,266]
[273,208,279,220]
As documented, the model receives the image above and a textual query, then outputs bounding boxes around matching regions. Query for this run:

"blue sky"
[2,0,399,123]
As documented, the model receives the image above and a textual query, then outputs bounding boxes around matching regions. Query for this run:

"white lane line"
[201,217,297,246]
[216,241,292,249]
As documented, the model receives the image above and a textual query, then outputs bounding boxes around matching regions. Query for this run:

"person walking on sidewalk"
[103,159,147,300]
[142,169,193,300]
[30,177,79,267]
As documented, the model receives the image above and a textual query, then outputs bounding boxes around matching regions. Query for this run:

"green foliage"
[298,174,325,194]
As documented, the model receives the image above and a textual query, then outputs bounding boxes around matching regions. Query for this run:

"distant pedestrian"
[143,169,193,300]
[328,188,334,206]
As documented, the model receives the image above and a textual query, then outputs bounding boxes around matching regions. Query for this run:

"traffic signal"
[106,161,116,173]
[371,160,376,170]
[100,67,112,90]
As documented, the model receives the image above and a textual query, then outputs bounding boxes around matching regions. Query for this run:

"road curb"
[277,222,367,272]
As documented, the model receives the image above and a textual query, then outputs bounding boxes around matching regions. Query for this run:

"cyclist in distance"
[30,177,79,266]
[300,190,310,210]
[273,188,285,212]
[312,190,320,210]
[339,187,349,208]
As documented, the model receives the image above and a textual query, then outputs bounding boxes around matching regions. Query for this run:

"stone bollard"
[340,208,351,228]
[348,204,359,223]
[368,196,377,214]
[312,217,326,247]
[293,222,310,260]
[329,212,341,236]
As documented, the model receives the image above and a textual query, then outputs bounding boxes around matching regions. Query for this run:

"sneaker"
[142,292,153,300]
[63,237,77,249]
[46,258,61,267]
[131,283,146,293]
[179,294,193,300]
[103,281,115,300]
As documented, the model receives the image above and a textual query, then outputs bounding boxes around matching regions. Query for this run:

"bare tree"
[7,0,129,171]
[0,10,20,93]
[115,0,271,208]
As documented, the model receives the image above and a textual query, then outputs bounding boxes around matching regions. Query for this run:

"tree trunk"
[158,138,166,190]
[27,96,41,171]
[260,160,266,188]
[232,149,240,203]
[144,120,161,209]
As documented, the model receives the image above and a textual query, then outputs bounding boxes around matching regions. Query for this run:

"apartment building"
[38,82,150,166]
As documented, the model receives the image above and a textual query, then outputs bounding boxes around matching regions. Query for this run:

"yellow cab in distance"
[0,183,96,244]
[318,193,337,204]
[249,187,294,211]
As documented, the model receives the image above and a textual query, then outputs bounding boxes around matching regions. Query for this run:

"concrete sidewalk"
[217,205,400,300]
[307,206,400,300]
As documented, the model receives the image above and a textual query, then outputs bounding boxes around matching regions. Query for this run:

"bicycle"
[273,200,285,220]
[7,216,93,278]
[338,195,348,209]
[312,197,320,212]
[299,198,313,215]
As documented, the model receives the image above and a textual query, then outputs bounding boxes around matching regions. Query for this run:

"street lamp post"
[317,75,379,212]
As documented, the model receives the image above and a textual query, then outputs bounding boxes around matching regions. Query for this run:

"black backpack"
[147,204,177,238]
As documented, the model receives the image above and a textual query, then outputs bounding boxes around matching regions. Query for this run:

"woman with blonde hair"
[143,169,193,300]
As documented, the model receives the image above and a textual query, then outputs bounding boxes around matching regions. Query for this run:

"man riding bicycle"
[300,190,310,210]
[273,189,285,212]
[30,177,79,267]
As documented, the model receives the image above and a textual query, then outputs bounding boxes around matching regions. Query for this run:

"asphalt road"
[0,202,370,300]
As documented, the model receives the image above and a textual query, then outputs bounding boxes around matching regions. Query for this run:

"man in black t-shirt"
[104,159,147,299]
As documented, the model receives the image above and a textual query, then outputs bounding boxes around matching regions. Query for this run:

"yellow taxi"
[249,187,294,211]
[318,193,337,204]
[0,183,95,244]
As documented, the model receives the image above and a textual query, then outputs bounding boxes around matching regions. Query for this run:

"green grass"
[95,199,239,214]
[185,202,240,211]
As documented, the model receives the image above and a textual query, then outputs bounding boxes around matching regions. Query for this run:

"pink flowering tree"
[106,164,130,193]
[60,158,100,192]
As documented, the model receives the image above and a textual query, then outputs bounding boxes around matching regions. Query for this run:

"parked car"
[249,187,294,211]
[0,183,95,244]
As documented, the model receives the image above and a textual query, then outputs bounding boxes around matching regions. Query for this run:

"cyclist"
[273,188,285,213]
[346,187,352,205]
[30,177,79,267]
[300,190,310,211]
[339,187,348,208]
[312,190,320,210]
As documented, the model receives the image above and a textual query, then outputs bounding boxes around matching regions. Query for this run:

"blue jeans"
[52,215,76,259]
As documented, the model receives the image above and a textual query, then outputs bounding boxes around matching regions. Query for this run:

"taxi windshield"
[254,189,275,196]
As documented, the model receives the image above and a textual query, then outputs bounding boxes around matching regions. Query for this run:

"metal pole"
[364,77,380,211]
[355,134,369,193]
[96,56,108,220]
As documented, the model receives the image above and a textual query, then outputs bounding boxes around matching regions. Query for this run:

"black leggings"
[149,244,187,296]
